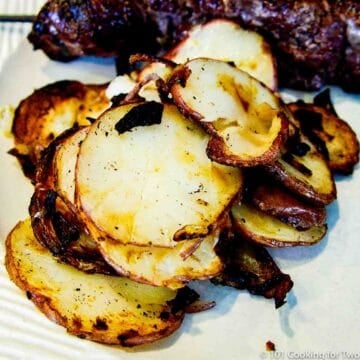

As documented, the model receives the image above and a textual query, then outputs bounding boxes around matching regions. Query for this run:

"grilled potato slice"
[76,101,243,248]
[248,176,326,230]
[98,230,222,289]
[231,203,327,247]
[29,187,116,275]
[5,219,185,347]
[212,232,293,308]
[34,125,222,285]
[10,80,109,179]
[171,58,288,167]
[54,127,89,205]
[288,102,359,175]
[263,121,336,206]
[138,19,277,90]
[28,126,113,274]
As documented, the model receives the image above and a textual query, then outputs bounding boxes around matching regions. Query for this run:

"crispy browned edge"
[170,62,288,167]
[164,19,278,91]
[288,102,360,175]
[262,159,336,206]
[4,221,184,347]
[231,205,327,248]
[248,178,326,230]
[10,81,109,180]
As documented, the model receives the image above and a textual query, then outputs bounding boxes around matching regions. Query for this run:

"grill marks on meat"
[28,0,360,91]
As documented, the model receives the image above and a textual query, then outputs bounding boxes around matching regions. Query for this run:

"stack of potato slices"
[5,20,359,347]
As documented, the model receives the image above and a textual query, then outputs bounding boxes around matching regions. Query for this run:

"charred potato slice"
[10,80,109,179]
[231,203,327,247]
[212,232,293,308]
[54,127,89,205]
[288,102,359,175]
[248,177,326,230]
[28,127,112,274]
[263,122,336,206]
[5,219,185,346]
[171,58,288,167]
[29,187,115,275]
[76,101,243,248]
[139,19,277,90]
[98,230,222,289]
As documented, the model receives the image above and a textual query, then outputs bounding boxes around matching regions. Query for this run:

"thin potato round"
[5,219,184,347]
[171,58,288,167]
[54,127,89,205]
[39,129,223,284]
[167,19,277,90]
[99,230,222,289]
[138,19,277,90]
[263,125,336,206]
[288,102,359,175]
[248,178,326,230]
[11,81,109,178]
[76,102,243,248]
[29,187,115,275]
[231,203,327,247]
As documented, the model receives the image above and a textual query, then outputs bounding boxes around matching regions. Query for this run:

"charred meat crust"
[28,0,360,92]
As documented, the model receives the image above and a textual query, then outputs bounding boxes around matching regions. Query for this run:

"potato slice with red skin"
[29,186,116,275]
[212,232,293,308]
[247,177,326,230]
[263,123,336,206]
[288,102,359,175]
[138,19,277,91]
[171,58,288,167]
[231,203,327,247]
[54,127,89,205]
[10,81,109,179]
[5,219,184,347]
[76,101,243,248]
[33,120,223,285]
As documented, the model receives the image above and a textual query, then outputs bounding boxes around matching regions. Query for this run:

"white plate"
[0,40,360,360]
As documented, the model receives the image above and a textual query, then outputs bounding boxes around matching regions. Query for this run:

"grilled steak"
[28,0,360,92]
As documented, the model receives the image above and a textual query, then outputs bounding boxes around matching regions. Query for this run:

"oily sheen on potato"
[5,219,184,347]
[76,101,243,248]
[171,58,288,167]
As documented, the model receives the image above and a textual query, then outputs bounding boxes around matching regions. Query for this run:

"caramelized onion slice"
[171,58,288,167]
[231,203,327,247]
[5,219,184,346]
[76,102,243,248]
